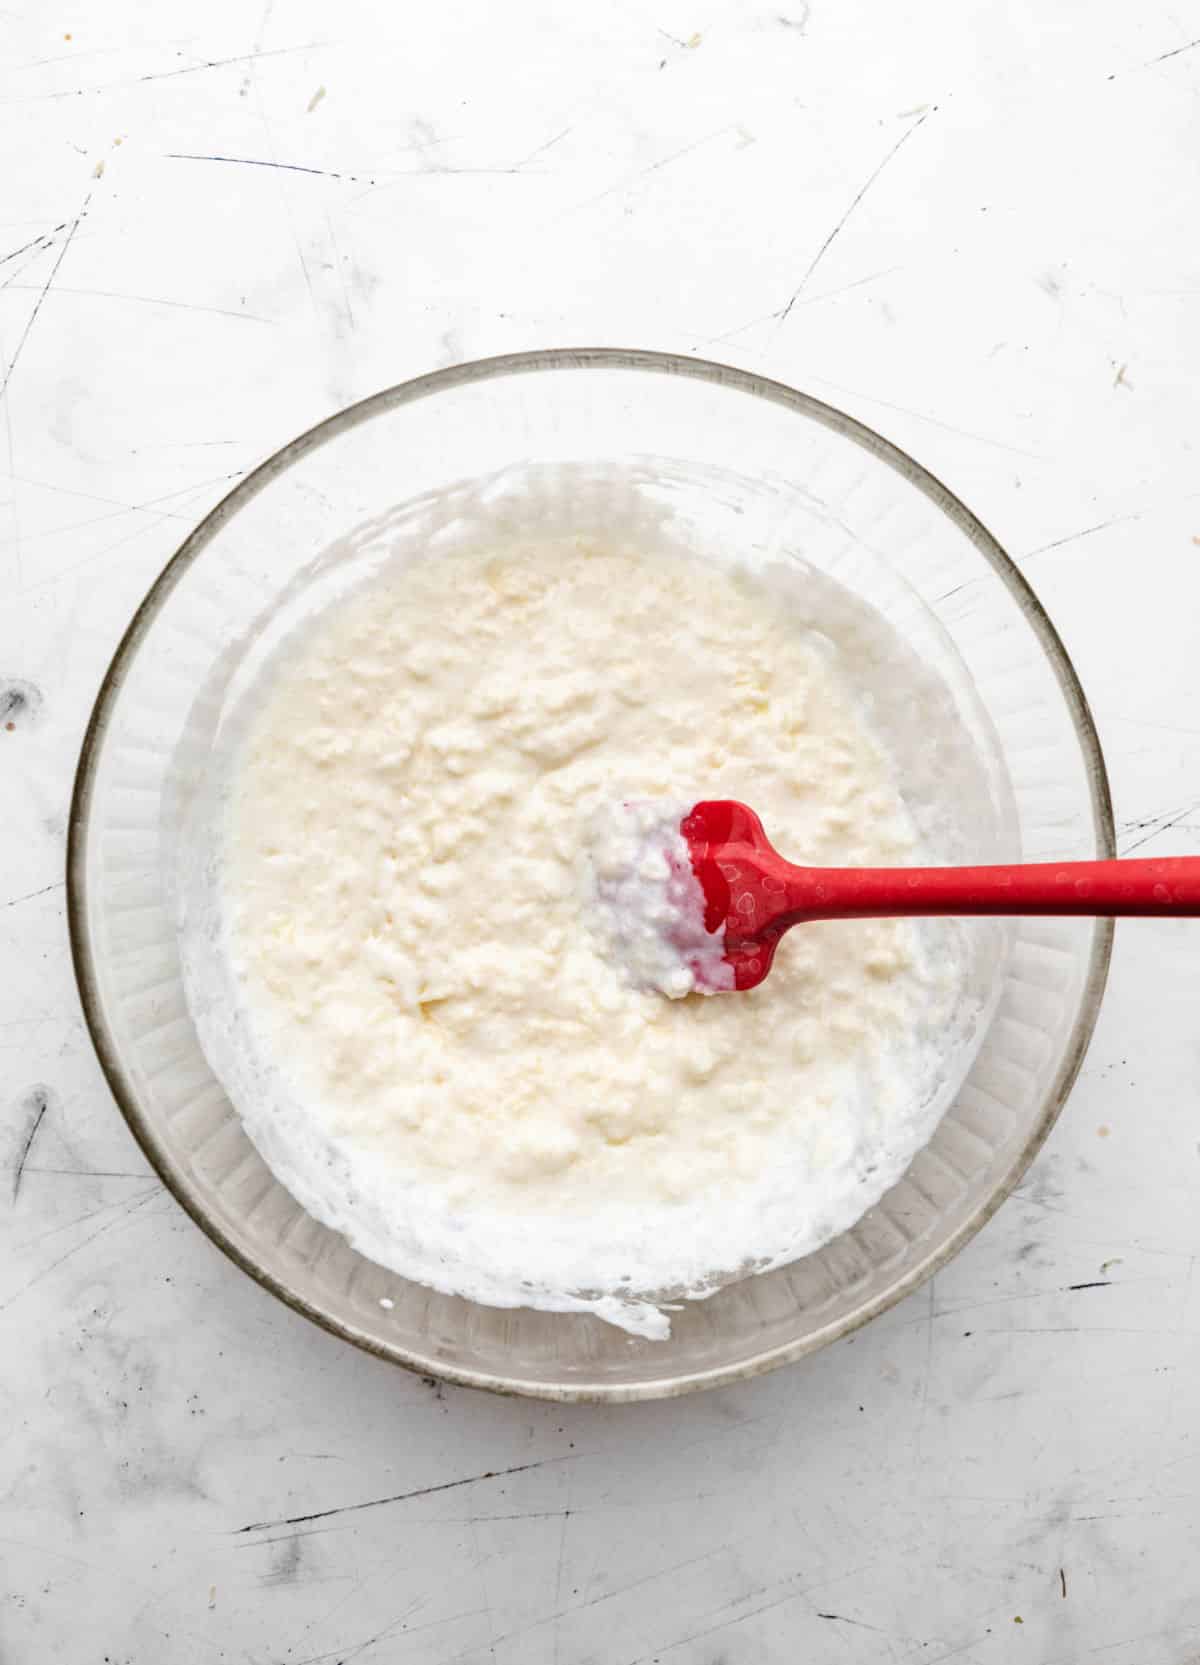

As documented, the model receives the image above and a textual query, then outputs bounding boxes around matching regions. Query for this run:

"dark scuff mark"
[0,226,67,269]
[133,44,317,89]
[813,1613,892,1634]
[0,679,43,731]
[1121,800,1200,855]
[3,881,64,910]
[0,41,322,105]
[0,195,90,398]
[1147,35,1200,65]
[12,1086,51,1202]
[1017,1153,1066,1211]
[165,152,377,186]
[776,108,932,323]
[1023,513,1143,561]
[233,1455,569,1535]
[1067,1280,1111,1291]
[261,1533,304,1588]
[1060,1566,1067,1598]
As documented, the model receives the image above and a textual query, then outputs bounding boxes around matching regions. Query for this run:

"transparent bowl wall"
[69,351,1113,1401]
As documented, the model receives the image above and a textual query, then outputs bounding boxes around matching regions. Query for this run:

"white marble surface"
[4,2,1200,1659]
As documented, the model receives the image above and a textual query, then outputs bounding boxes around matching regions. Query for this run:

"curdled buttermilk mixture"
[177,535,976,1338]
[584,798,733,998]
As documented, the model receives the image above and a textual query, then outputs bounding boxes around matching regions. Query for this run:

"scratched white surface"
[4,2,1200,1660]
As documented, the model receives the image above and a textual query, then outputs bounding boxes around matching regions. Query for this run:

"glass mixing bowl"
[68,350,1113,1401]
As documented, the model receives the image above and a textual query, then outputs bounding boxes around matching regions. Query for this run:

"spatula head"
[681,800,791,991]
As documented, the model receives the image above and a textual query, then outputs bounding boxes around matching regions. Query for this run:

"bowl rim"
[67,347,1115,1403]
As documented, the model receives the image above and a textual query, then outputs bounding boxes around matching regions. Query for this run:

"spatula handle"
[776,856,1200,923]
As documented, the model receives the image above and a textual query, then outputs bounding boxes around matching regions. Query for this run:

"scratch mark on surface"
[445,1508,575,1524]
[1121,800,1200,855]
[11,1087,50,1202]
[573,125,737,212]
[165,152,376,185]
[18,1179,154,1254]
[0,192,90,398]
[1060,1566,1067,1598]
[0,1186,162,1314]
[497,1552,887,1663]
[921,1634,991,1665]
[2,471,149,507]
[1,42,324,104]
[1,282,271,324]
[308,1604,450,1664]
[2,242,75,296]
[1023,513,1142,560]
[621,1571,831,1665]
[817,1612,897,1633]
[16,465,244,562]
[994,1325,1168,1336]
[289,1600,479,1665]
[2,881,64,909]
[324,213,355,330]
[391,1538,740,1662]
[1120,803,1189,832]
[1147,35,1200,65]
[385,165,533,180]
[232,1523,359,1551]
[245,65,319,312]
[551,1491,571,1665]
[1067,1280,1112,1291]
[346,158,543,205]
[707,266,901,341]
[2,1167,152,1181]
[22,468,248,596]
[1104,712,1200,739]
[465,1514,496,1659]
[16,495,190,547]
[916,1276,936,1456]
[0,226,65,269]
[777,110,932,324]
[805,372,1047,459]
[516,126,573,169]
[233,1457,570,1534]
[139,44,317,85]
[0,323,17,583]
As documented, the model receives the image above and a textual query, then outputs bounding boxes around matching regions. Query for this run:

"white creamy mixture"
[179,535,973,1337]
[585,799,732,998]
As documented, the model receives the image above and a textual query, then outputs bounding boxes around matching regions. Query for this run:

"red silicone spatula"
[682,799,1200,992]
